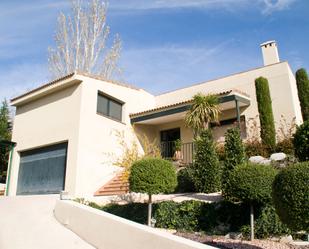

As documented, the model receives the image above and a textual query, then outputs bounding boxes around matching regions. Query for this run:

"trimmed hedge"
[293,121,309,162]
[192,129,221,193]
[224,163,277,204]
[255,77,276,150]
[272,162,309,231]
[99,200,288,238]
[296,68,309,121]
[129,157,177,195]
[222,128,246,193]
[175,166,196,193]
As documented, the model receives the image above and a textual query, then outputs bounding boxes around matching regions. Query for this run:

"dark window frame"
[97,91,124,122]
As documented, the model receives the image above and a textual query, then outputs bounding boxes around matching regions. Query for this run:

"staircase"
[94,172,129,196]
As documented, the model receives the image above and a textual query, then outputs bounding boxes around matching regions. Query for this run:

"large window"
[97,92,123,122]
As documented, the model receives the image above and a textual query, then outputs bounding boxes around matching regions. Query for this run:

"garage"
[17,142,67,195]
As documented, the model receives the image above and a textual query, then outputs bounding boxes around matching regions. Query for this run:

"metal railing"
[160,141,194,165]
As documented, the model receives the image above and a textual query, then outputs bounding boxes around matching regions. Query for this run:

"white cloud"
[109,0,298,14]
[262,0,297,14]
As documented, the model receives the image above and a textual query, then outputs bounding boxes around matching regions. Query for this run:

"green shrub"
[175,167,196,193]
[254,205,290,238]
[129,157,177,225]
[255,77,276,151]
[296,68,309,121]
[97,200,289,238]
[192,129,221,193]
[155,201,202,231]
[129,157,177,195]
[272,162,309,231]
[102,203,148,224]
[224,162,277,240]
[225,163,277,204]
[222,128,246,193]
[293,121,309,161]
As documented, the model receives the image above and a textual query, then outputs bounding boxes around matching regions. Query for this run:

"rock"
[270,152,287,161]
[280,235,293,243]
[225,232,243,240]
[249,156,266,164]
[260,159,272,165]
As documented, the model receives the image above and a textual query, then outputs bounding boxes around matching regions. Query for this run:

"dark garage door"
[17,142,67,195]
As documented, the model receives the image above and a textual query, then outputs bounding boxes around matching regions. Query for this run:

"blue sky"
[0,0,308,101]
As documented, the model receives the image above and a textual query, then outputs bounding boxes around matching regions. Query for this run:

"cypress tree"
[222,127,246,194]
[191,129,221,193]
[255,77,276,150]
[296,68,309,121]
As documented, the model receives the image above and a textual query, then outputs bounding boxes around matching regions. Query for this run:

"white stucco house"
[6,40,303,197]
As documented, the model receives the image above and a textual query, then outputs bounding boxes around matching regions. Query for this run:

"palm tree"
[185,93,221,136]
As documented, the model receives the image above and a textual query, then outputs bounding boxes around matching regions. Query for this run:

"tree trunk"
[250,204,254,241]
[147,194,152,226]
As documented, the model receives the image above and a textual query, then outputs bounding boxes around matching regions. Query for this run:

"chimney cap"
[260,40,277,47]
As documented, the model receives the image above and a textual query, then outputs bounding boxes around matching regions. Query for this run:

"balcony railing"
[160,141,194,165]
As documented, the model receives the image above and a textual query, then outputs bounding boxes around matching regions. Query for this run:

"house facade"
[6,41,303,197]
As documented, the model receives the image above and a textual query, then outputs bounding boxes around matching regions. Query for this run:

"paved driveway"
[0,195,94,249]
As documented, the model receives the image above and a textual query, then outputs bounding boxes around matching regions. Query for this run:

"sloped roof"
[10,72,141,102]
[130,90,234,117]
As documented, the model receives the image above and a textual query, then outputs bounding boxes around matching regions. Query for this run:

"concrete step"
[94,172,129,196]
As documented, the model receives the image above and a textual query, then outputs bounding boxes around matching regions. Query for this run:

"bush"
[222,128,246,193]
[192,129,221,193]
[293,121,309,161]
[276,138,294,155]
[296,68,309,121]
[102,203,148,224]
[255,77,276,151]
[175,167,196,193]
[95,200,289,238]
[225,163,277,204]
[245,141,270,158]
[272,162,309,231]
[154,201,202,231]
[129,157,177,195]
[254,205,290,238]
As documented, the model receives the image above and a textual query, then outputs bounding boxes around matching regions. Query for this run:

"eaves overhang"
[130,92,250,124]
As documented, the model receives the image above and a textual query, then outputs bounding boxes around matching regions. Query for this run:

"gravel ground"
[176,232,309,249]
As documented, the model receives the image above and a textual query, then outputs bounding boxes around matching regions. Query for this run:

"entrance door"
[160,128,180,158]
[17,142,67,195]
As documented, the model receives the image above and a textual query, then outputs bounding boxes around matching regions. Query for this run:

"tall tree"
[295,68,309,121]
[48,0,121,79]
[0,99,11,141]
[0,99,11,183]
[255,77,276,150]
[185,93,220,136]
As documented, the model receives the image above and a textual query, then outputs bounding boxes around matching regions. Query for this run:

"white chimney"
[260,40,280,66]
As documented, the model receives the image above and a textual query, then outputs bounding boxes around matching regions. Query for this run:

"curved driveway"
[0,195,94,249]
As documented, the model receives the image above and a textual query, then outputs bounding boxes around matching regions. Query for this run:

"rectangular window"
[97,92,123,122]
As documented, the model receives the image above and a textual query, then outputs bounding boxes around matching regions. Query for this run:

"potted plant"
[173,139,183,161]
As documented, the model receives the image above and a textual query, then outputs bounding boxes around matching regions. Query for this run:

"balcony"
[160,141,194,165]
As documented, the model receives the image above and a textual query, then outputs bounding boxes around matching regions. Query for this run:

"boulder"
[280,235,293,243]
[270,152,287,161]
[260,159,272,165]
[249,156,265,164]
